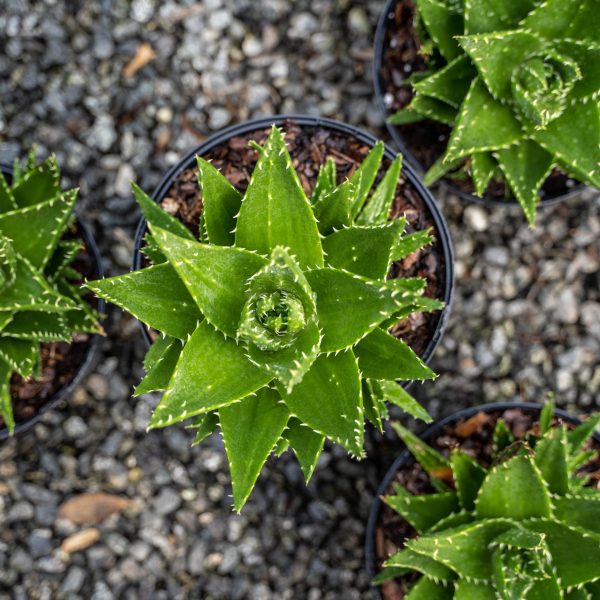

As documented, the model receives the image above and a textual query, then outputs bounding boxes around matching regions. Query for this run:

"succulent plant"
[86,126,444,510]
[377,401,600,598]
[0,150,102,434]
[390,0,600,225]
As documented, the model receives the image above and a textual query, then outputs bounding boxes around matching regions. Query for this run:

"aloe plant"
[390,0,600,225]
[377,401,600,599]
[86,126,444,510]
[0,150,102,434]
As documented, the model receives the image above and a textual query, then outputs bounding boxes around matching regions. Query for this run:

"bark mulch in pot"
[374,408,600,600]
[0,221,100,432]
[378,0,577,201]
[155,120,447,357]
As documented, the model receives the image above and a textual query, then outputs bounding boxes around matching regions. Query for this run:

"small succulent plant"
[86,126,444,510]
[390,0,600,225]
[0,150,102,434]
[377,401,600,598]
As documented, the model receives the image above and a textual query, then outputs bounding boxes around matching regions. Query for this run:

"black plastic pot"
[364,401,600,599]
[373,0,584,209]
[131,114,455,371]
[0,163,105,440]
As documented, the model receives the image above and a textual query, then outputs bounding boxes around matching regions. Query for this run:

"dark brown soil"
[158,120,447,357]
[374,408,600,599]
[378,0,576,201]
[0,221,99,432]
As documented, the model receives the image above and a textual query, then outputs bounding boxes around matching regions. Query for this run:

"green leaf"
[459,31,545,100]
[363,380,386,431]
[406,94,457,126]
[391,421,450,475]
[220,386,290,511]
[235,126,323,269]
[475,455,551,519]
[454,581,496,600]
[529,102,600,189]
[445,78,524,162]
[495,139,554,227]
[408,519,513,580]
[149,321,273,428]
[312,179,354,235]
[305,269,403,353]
[534,424,569,494]
[348,142,384,217]
[389,109,425,126]
[492,418,515,457]
[150,224,266,337]
[279,350,363,456]
[539,399,554,433]
[0,338,37,378]
[0,189,77,270]
[1,311,70,342]
[85,264,201,340]
[45,240,82,283]
[464,0,538,33]
[311,157,337,204]
[523,519,600,587]
[567,414,600,453]
[322,221,403,280]
[385,546,456,580]
[134,337,182,396]
[131,182,194,241]
[414,55,476,109]
[141,233,167,264]
[520,0,583,40]
[372,566,410,586]
[451,450,487,511]
[11,155,61,208]
[196,157,243,246]
[377,380,432,423]
[553,495,600,535]
[423,154,462,186]
[556,40,600,102]
[356,155,402,226]
[414,0,463,60]
[404,577,454,600]
[428,510,474,533]
[391,229,434,262]
[564,0,600,40]
[0,171,17,212]
[284,416,325,483]
[470,152,497,197]
[191,411,219,445]
[0,257,76,314]
[385,488,459,533]
[355,327,436,381]
[143,334,174,371]
[0,361,14,435]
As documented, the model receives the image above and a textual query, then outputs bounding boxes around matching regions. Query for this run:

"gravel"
[0,0,599,598]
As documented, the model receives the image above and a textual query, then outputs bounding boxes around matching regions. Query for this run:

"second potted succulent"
[367,400,600,599]
[86,116,455,510]
[374,0,600,225]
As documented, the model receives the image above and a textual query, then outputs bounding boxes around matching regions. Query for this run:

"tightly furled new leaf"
[87,126,443,510]
[378,401,600,598]
[391,0,600,225]
[0,152,102,434]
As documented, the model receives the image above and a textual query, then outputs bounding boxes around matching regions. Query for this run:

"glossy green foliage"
[379,401,600,598]
[0,151,101,434]
[391,0,600,226]
[87,126,443,511]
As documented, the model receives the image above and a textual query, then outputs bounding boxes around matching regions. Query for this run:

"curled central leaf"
[512,52,580,127]
[238,248,315,352]
[242,290,307,351]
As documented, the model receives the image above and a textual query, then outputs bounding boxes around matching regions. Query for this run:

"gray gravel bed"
[0,0,599,598]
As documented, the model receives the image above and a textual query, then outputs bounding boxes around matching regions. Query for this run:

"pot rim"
[372,0,585,208]
[131,114,455,370]
[0,162,105,440]
[364,400,600,599]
